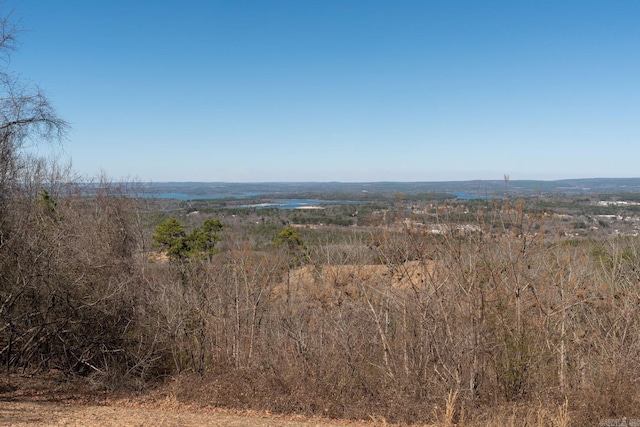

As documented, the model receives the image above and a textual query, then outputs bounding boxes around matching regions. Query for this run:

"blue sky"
[9,0,640,182]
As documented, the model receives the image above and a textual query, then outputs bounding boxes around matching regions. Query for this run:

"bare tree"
[0,10,67,196]
[0,9,75,380]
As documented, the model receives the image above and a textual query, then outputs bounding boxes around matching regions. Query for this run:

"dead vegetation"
[4,180,640,426]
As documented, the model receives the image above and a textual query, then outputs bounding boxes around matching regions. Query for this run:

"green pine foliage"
[153,217,223,260]
[274,226,310,266]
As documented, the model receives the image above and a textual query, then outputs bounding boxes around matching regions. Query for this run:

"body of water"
[146,192,260,200]
[252,199,360,209]
[146,193,359,210]
[452,192,492,200]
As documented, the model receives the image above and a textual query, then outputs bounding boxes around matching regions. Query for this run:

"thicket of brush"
[3,169,640,426]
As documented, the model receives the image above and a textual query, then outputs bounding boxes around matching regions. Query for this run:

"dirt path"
[0,400,376,427]
[0,374,414,427]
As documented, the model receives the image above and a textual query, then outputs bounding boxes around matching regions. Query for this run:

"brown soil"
[0,373,415,427]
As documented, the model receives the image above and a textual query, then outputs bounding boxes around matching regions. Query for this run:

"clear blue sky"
[9,0,640,182]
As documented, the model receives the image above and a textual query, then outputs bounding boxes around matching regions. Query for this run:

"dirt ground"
[0,400,383,427]
[0,373,405,427]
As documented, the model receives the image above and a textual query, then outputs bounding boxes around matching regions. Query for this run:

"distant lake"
[146,192,260,200]
[145,193,359,210]
[245,199,361,210]
[452,192,491,200]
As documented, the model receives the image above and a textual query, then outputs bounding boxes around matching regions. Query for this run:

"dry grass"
[442,390,458,427]
[0,373,432,427]
[0,400,397,426]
